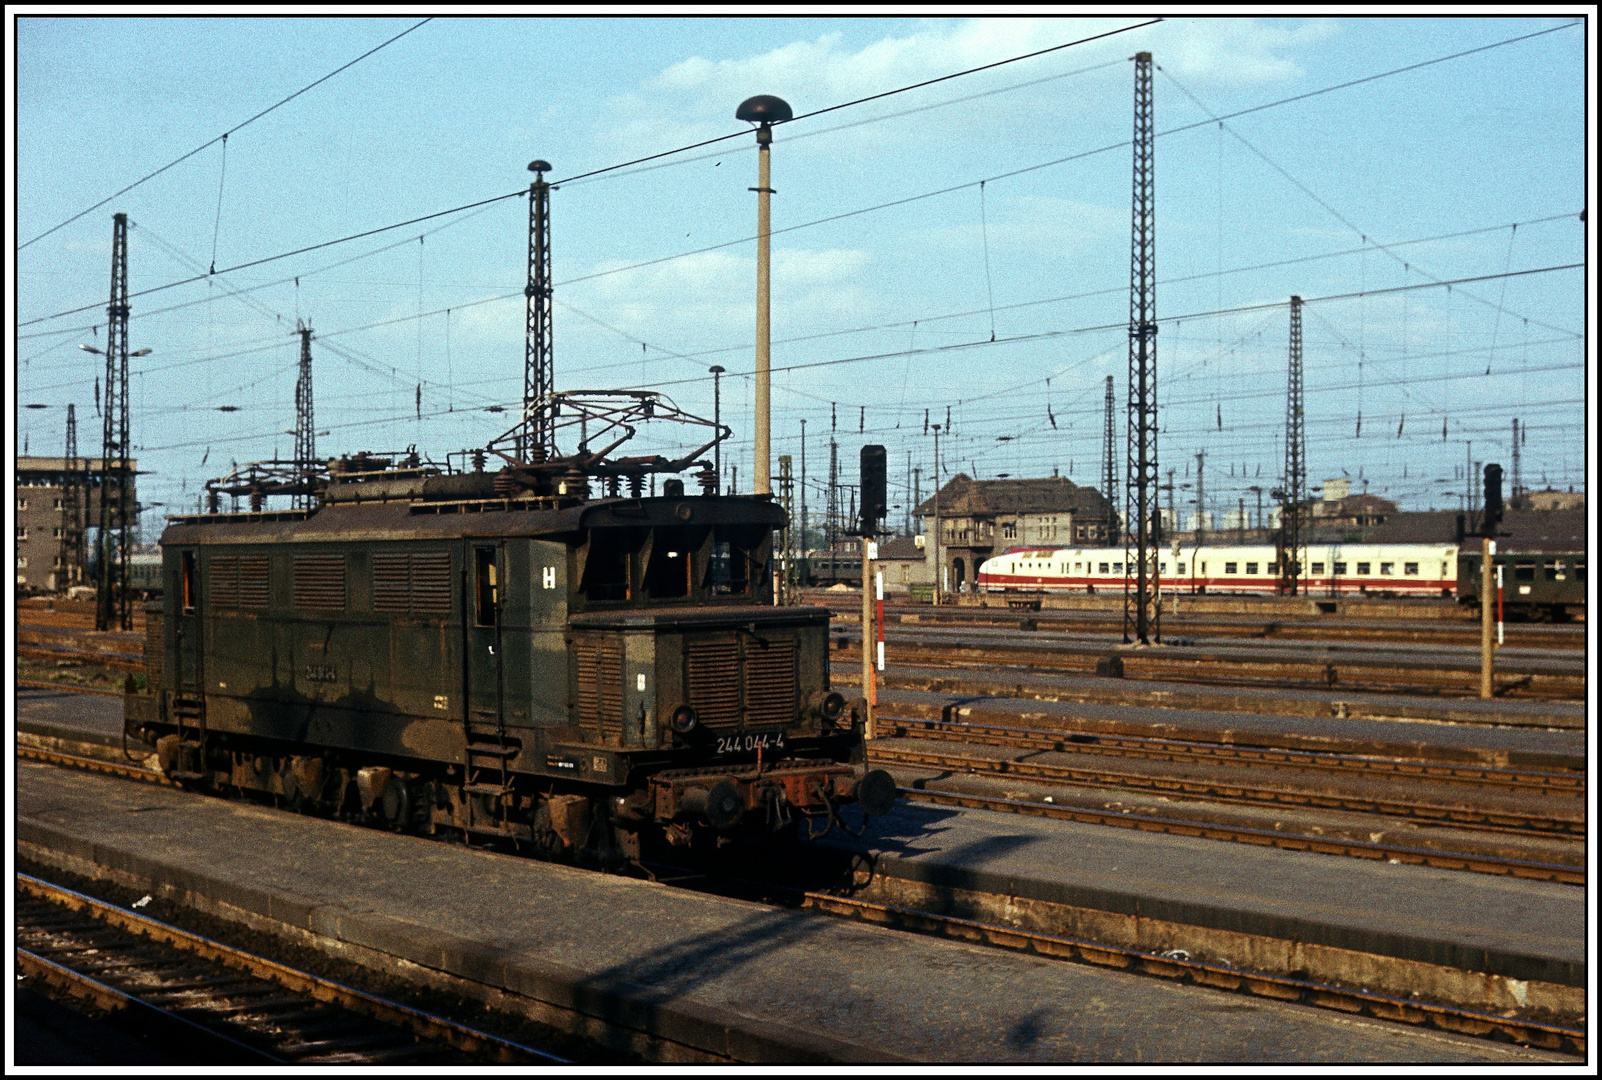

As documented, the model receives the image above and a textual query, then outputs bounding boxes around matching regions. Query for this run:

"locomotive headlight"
[671,704,698,733]
[807,690,847,724]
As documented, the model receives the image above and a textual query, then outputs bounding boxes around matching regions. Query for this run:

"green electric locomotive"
[124,451,894,862]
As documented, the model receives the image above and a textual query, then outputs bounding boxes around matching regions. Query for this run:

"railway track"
[852,643,1585,701]
[17,742,1585,1058]
[869,742,1583,836]
[867,605,1584,650]
[16,873,563,1065]
[642,861,1584,1058]
[890,786,1584,885]
[876,715,1586,793]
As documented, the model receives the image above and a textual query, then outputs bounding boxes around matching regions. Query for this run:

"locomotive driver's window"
[181,550,197,612]
[475,547,498,625]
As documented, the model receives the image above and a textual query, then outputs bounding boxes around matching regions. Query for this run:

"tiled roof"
[914,474,1111,518]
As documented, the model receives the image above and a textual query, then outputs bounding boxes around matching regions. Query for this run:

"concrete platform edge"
[863,849,1582,988]
[16,819,906,1064]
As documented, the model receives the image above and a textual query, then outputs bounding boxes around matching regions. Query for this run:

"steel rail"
[893,786,1584,885]
[18,678,127,697]
[857,653,1584,702]
[18,744,174,786]
[793,893,1585,1056]
[878,714,1584,792]
[16,873,565,1064]
[872,744,1584,835]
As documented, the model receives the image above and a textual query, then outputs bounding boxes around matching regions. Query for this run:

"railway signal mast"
[293,322,317,510]
[1278,295,1307,595]
[62,403,85,588]
[96,213,136,632]
[522,160,555,461]
[1123,53,1161,646]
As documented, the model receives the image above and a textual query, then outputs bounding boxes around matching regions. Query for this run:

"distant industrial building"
[1520,488,1585,512]
[15,455,137,592]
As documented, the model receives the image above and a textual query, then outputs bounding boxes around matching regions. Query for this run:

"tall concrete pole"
[737,95,792,497]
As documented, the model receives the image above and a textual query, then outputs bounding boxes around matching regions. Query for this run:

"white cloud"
[1153,18,1337,87]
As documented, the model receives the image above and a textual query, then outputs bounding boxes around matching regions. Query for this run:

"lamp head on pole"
[736,95,792,146]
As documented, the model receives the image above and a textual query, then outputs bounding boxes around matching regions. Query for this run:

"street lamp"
[736,93,792,498]
[709,365,725,492]
[79,343,151,357]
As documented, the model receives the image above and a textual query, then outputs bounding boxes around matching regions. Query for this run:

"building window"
[53,498,64,511]
[1225,562,1238,575]
[53,527,65,539]
[1002,522,1017,540]
[1310,562,1324,574]
[15,527,27,540]
[1404,562,1419,576]
[1356,562,1371,575]
[1379,562,1394,575]
[16,556,28,569]
[16,498,27,511]
[1333,562,1347,575]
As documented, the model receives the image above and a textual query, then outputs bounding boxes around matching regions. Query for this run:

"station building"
[914,474,1113,594]
[14,455,136,592]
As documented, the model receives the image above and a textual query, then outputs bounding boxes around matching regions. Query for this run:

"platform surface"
[13,757,1571,1064]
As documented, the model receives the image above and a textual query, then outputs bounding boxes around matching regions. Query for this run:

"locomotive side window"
[475,547,498,625]
[1544,560,1565,581]
[1514,563,1536,581]
[181,550,197,613]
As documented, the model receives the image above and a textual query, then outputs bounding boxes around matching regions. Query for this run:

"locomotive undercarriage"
[135,717,887,867]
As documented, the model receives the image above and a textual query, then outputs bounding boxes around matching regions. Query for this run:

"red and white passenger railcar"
[977,543,1460,598]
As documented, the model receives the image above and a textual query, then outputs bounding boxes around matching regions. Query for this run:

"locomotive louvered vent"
[372,551,451,616]
[687,634,796,729]
[238,554,268,609]
[293,554,347,610]
[575,634,624,740]
[209,555,239,609]
[144,609,164,690]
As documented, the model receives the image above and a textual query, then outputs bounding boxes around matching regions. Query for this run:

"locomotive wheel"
[380,776,412,831]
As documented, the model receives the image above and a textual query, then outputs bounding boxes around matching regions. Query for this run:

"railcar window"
[1379,562,1394,576]
[1177,562,1185,574]
[475,547,498,625]
[1544,560,1565,581]
[1333,561,1346,575]
[181,551,197,612]
[1356,563,1370,575]
[581,529,638,603]
[1098,563,1109,574]
[1113,563,1123,574]
[1225,562,1238,575]
[1310,562,1324,574]
[1160,563,1167,574]
[1514,563,1535,582]
[1574,561,1585,581]
[644,527,705,599]
[1246,562,1258,574]
[1404,562,1418,575]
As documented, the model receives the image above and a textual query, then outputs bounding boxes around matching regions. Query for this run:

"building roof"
[1363,508,1588,551]
[876,536,925,560]
[914,473,1111,519]
[17,456,137,474]
[1318,492,1398,517]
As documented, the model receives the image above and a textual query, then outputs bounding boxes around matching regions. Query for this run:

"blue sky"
[12,14,1591,537]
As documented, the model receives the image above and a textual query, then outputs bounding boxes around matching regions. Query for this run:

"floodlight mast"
[736,94,793,497]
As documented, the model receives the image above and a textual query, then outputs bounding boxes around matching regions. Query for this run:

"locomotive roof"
[160,494,785,547]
